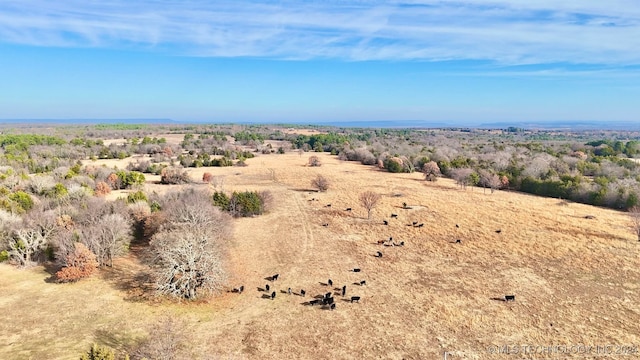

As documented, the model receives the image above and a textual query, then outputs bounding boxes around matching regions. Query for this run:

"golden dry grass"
[2,152,640,360]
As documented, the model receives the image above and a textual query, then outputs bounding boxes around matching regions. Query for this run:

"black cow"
[383,220,388,225]
[272,274,279,281]
[271,291,276,300]
[417,223,424,228]
[330,303,336,310]
[375,251,383,258]
[359,280,366,286]
[391,213,398,218]
[342,285,346,296]
[455,239,461,244]
[325,292,332,299]
[326,204,332,207]
[350,296,361,303]
[300,289,306,297]
[345,208,352,211]
[322,223,329,227]
[328,279,333,286]
[505,295,515,302]
[288,287,292,295]
[239,285,244,293]
[353,268,361,272]
[412,221,418,226]
[265,284,270,291]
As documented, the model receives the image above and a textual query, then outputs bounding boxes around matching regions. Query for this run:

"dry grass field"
[1,151,639,359]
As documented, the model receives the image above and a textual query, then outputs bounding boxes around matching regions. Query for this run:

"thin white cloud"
[1,0,640,64]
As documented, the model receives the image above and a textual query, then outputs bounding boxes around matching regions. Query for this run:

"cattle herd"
[230,199,515,310]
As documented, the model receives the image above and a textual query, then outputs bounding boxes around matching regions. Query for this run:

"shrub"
[229,191,263,217]
[94,181,111,196]
[127,190,148,204]
[311,174,330,192]
[9,191,33,211]
[384,157,404,173]
[56,242,99,283]
[202,172,213,183]
[115,170,145,189]
[79,343,125,360]
[212,191,230,210]
[160,167,191,184]
[0,250,8,262]
[308,156,321,167]
[44,183,68,199]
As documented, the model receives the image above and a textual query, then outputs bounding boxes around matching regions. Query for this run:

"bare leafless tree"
[258,190,274,213]
[311,174,330,192]
[450,168,474,190]
[7,229,48,267]
[359,191,381,220]
[630,206,640,241]
[150,188,233,299]
[5,208,58,267]
[478,169,502,194]
[133,316,189,360]
[82,213,132,267]
[308,155,321,167]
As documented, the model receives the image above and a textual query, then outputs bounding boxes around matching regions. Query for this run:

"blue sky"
[1,0,639,124]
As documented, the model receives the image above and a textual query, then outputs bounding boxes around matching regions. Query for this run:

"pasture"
[1,151,639,359]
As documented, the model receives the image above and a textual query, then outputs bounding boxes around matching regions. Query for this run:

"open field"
[1,152,639,359]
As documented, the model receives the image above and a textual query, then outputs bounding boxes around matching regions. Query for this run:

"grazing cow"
[505,295,515,302]
[399,241,404,246]
[377,239,386,245]
[383,220,388,225]
[389,237,393,242]
[359,280,366,286]
[330,303,336,311]
[350,296,361,303]
[272,274,279,281]
[288,287,292,295]
[375,251,383,258]
[239,285,244,293]
[345,208,352,211]
[265,284,270,291]
[412,221,418,226]
[455,239,461,244]
[391,213,398,218]
[301,289,306,297]
[417,223,424,228]
[495,229,502,233]
[325,292,332,299]
[271,291,276,300]
[328,279,333,286]
[326,204,331,207]
[353,268,361,272]
[342,285,346,296]
[322,223,329,227]
[327,297,335,305]
[455,224,460,228]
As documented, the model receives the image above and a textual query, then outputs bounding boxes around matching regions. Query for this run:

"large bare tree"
[150,189,232,299]
[359,191,381,220]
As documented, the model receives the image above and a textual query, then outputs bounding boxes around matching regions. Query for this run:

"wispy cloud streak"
[1,0,640,64]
